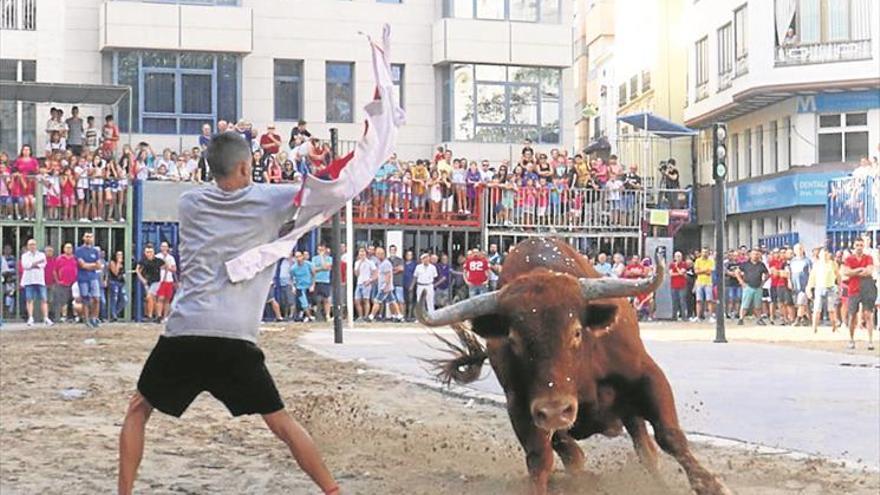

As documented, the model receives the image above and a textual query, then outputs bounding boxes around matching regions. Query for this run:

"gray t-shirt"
[389,255,403,286]
[164,183,298,343]
[66,117,84,145]
[377,259,393,291]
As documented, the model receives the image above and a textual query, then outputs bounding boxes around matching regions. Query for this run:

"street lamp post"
[712,123,728,343]
[330,128,343,344]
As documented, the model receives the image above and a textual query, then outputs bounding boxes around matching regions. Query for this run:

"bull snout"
[530,396,578,431]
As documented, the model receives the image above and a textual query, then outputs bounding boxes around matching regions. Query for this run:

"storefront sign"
[726,171,847,214]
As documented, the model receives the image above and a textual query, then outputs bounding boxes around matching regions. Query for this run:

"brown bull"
[417,238,730,495]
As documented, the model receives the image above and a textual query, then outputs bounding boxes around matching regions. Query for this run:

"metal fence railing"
[483,186,646,232]
[827,176,879,231]
[0,0,36,30]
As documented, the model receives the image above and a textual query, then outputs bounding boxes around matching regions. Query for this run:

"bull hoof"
[692,475,733,495]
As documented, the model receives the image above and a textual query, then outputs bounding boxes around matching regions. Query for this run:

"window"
[756,125,764,175]
[446,0,561,23]
[730,133,739,181]
[326,62,354,123]
[784,116,791,168]
[618,83,627,107]
[629,75,638,100]
[444,64,561,144]
[113,51,238,134]
[695,37,708,99]
[734,5,748,65]
[769,121,777,173]
[0,59,36,153]
[817,112,869,163]
[786,0,872,45]
[0,0,37,30]
[744,127,752,175]
[274,59,303,121]
[641,70,651,92]
[391,64,405,109]
[717,23,733,89]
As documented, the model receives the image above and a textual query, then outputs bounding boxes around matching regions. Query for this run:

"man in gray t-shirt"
[388,244,404,302]
[118,133,338,495]
[65,106,84,155]
[370,247,402,322]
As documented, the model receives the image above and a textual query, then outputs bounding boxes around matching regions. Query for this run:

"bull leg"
[507,398,554,495]
[551,430,585,474]
[623,415,660,476]
[641,365,732,495]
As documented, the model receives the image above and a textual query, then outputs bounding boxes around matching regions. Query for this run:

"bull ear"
[470,314,510,339]
[581,303,618,330]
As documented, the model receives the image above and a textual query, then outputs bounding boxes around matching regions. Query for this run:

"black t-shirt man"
[252,159,267,183]
[740,261,769,289]
[138,257,165,285]
[723,258,741,286]
[623,172,642,190]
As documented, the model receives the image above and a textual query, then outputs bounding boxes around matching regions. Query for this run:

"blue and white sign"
[796,89,880,113]
[726,172,847,214]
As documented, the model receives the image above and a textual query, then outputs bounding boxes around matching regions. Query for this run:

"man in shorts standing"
[135,244,164,322]
[842,238,875,350]
[354,247,376,321]
[723,249,742,319]
[370,247,403,322]
[118,133,338,495]
[75,232,103,328]
[311,244,333,321]
[789,244,812,326]
[155,241,177,323]
[768,249,793,325]
[692,247,715,322]
[737,248,769,326]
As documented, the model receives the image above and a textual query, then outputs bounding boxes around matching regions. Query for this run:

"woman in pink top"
[13,145,39,220]
[52,242,79,322]
[592,158,609,187]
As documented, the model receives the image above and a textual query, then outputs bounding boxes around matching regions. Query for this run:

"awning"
[617,112,696,139]
[0,81,130,105]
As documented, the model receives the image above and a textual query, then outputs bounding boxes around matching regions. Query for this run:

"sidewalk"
[300,322,880,470]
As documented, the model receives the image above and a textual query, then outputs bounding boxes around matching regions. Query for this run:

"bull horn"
[579,251,666,300]
[415,290,500,327]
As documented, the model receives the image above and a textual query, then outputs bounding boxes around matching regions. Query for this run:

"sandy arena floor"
[1,324,878,494]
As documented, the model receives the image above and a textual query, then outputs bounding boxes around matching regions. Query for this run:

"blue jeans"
[468,285,488,297]
[672,288,689,319]
[108,280,128,320]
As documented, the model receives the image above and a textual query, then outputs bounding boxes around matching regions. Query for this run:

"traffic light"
[712,122,728,181]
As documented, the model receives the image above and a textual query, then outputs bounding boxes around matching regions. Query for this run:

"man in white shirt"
[412,253,439,312]
[155,241,177,323]
[20,239,53,326]
[354,247,376,321]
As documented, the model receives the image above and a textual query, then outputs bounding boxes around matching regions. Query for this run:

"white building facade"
[0,0,573,162]
[684,0,880,250]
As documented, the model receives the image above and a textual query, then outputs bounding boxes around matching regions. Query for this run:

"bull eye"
[574,328,582,340]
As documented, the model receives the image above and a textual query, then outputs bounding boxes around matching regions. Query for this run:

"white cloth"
[225,24,404,283]
[20,251,47,287]
[157,252,176,284]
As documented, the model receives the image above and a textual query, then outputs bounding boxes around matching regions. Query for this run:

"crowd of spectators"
[1,232,127,328]
[664,236,879,350]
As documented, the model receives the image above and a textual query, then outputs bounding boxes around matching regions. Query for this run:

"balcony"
[0,0,35,30]
[718,70,733,92]
[775,39,872,67]
[827,176,879,232]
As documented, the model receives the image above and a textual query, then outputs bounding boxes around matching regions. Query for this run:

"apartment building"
[0,0,573,162]
[684,0,880,249]
[573,0,614,152]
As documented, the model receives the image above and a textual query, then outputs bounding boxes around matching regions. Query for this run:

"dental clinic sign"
[725,172,847,214]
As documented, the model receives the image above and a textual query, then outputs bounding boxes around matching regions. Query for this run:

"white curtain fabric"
[850,0,871,40]
[826,0,849,41]
[799,0,821,44]
[775,0,798,44]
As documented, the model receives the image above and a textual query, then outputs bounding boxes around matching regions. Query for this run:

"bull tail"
[425,323,488,386]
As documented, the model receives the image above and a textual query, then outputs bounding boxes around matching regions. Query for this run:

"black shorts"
[314,282,331,300]
[770,286,793,305]
[848,289,877,314]
[137,336,284,418]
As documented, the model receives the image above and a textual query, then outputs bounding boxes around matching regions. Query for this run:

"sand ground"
[1,323,878,494]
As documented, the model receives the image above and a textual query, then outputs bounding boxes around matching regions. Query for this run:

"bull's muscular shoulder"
[499,237,599,285]
[591,299,651,380]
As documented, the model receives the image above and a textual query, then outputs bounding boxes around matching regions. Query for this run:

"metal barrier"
[483,186,646,232]
[759,232,800,250]
[827,176,879,232]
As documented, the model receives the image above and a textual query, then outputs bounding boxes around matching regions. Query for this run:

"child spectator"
[90,154,105,221]
[101,114,119,158]
[42,159,61,220]
[0,153,10,219]
[451,159,467,214]
[85,116,98,153]
[13,145,39,220]
[465,160,481,215]
[61,165,76,221]
[266,155,283,184]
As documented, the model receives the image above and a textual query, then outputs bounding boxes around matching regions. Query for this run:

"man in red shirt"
[669,251,689,321]
[259,124,281,158]
[464,248,491,297]
[768,249,793,325]
[842,238,875,350]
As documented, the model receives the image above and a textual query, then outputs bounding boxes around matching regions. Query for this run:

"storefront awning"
[617,112,697,139]
[0,81,130,105]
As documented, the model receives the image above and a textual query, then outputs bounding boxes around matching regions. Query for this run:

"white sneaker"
[44,318,53,326]
[27,317,34,326]
[847,340,856,350]
[868,342,875,351]
[688,317,698,322]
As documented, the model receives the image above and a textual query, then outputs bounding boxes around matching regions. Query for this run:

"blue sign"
[797,89,880,113]
[726,171,847,214]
